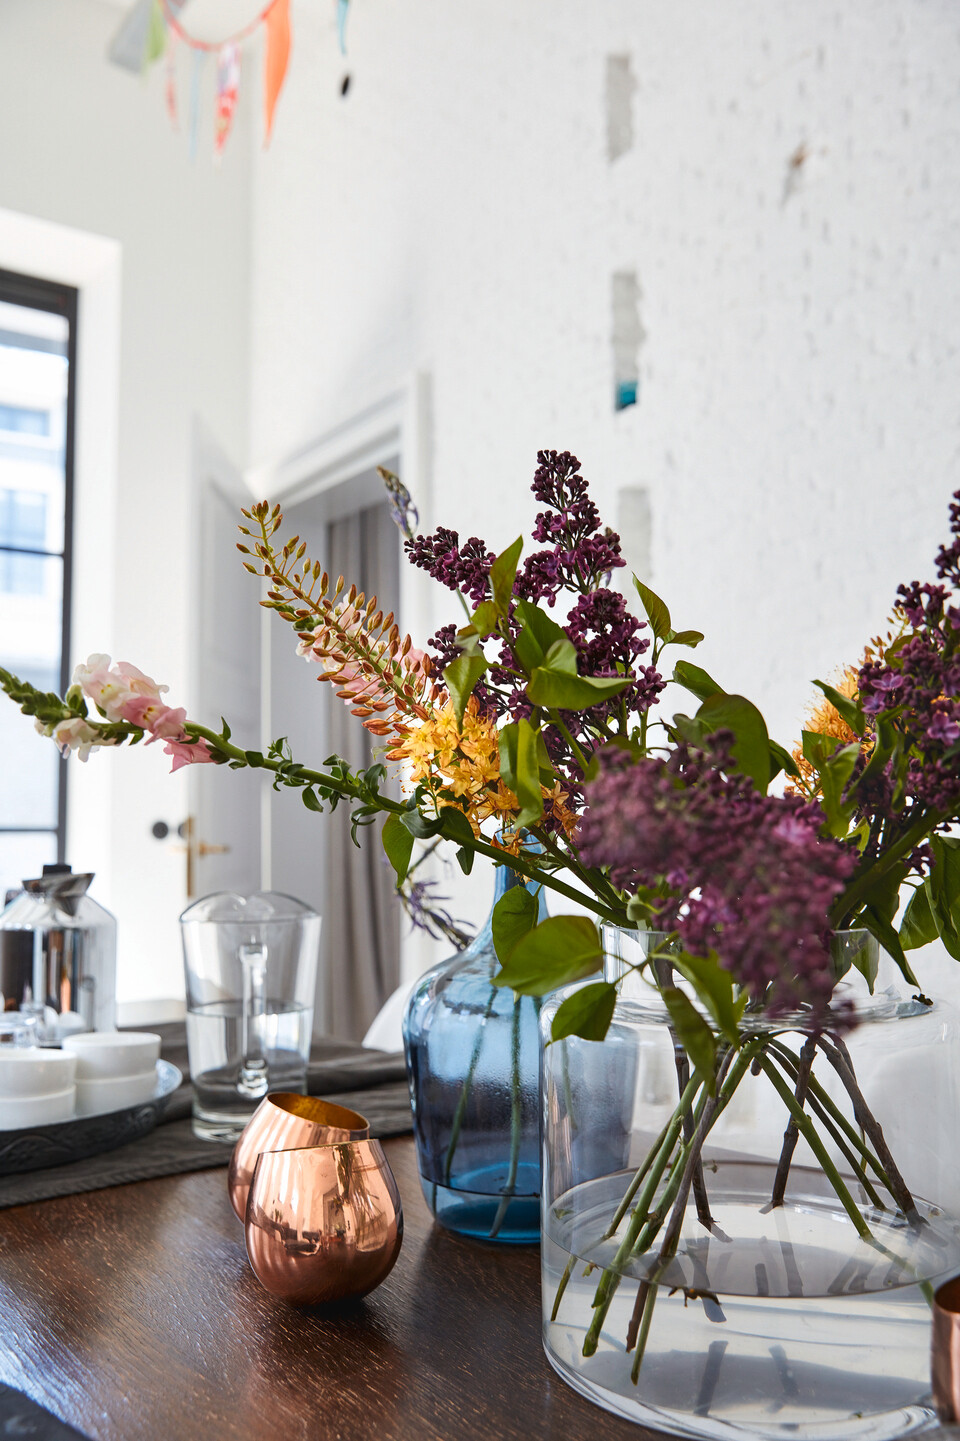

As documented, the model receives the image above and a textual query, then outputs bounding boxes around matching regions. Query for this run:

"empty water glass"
[179,892,321,1141]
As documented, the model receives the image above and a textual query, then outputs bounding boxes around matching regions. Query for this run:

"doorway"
[267,465,402,1041]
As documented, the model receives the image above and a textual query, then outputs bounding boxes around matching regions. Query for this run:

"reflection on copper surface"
[245,1141,402,1306]
[933,1277,960,1421]
[228,1092,370,1221]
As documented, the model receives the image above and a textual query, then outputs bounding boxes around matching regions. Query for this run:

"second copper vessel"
[245,1140,403,1305]
[228,1092,370,1221]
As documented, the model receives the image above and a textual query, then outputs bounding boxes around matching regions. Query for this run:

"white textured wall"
[0,0,251,1003]
[248,0,960,950]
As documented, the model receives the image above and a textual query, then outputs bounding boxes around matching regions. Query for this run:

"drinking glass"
[179,891,321,1141]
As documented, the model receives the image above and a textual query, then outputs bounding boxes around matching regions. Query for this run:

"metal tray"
[0,1059,183,1176]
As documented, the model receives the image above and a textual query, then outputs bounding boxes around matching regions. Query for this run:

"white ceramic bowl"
[0,1085,76,1129]
[0,1047,77,1099]
[74,1067,158,1118]
[63,1031,162,1080]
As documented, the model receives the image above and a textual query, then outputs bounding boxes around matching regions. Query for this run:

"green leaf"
[491,886,539,965]
[513,599,568,674]
[697,693,771,793]
[498,719,544,827]
[633,577,671,639]
[490,536,524,614]
[244,749,265,768]
[220,716,232,742]
[900,881,940,951]
[862,904,920,986]
[800,735,860,837]
[494,915,602,996]
[444,652,489,726]
[671,951,742,1046]
[456,846,474,876]
[813,680,866,737]
[461,601,501,639]
[526,660,631,711]
[381,812,414,884]
[550,982,618,1043]
[929,838,960,961]
[438,805,475,848]
[673,660,724,703]
[661,988,717,1095]
[670,630,705,648]
[301,788,323,812]
[399,809,445,840]
[768,737,800,782]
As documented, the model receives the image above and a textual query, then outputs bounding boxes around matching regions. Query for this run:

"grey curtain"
[324,502,402,1041]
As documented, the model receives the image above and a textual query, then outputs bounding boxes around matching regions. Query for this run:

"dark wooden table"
[0,1136,651,1440]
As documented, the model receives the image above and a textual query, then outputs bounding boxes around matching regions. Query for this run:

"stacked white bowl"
[0,1047,77,1128]
[63,1032,162,1117]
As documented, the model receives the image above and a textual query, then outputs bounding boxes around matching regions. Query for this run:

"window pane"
[0,830,57,906]
[0,555,63,829]
[0,301,68,558]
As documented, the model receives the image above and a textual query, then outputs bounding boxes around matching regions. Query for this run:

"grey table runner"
[0,1025,411,1210]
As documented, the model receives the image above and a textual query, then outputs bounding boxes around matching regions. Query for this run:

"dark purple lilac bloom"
[405,528,494,606]
[516,450,626,606]
[858,490,960,820]
[578,735,856,1022]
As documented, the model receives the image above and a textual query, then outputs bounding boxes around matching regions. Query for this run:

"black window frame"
[0,267,78,864]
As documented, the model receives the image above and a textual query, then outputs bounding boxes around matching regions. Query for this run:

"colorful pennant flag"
[214,42,242,159]
[263,0,291,146]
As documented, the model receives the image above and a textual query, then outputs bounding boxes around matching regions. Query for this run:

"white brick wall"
[248,0,960,945]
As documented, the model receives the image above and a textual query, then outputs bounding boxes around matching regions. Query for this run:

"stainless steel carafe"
[0,865,117,1040]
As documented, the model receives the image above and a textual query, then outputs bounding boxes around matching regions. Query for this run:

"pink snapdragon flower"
[50,717,106,762]
[162,737,215,772]
[71,654,212,772]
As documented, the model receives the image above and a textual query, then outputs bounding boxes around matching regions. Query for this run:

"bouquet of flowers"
[4,452,960,1380]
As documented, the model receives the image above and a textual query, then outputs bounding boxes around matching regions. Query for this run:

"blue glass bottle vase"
[402,863,546,1244]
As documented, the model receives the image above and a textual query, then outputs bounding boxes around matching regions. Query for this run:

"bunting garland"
[127,0,322,160]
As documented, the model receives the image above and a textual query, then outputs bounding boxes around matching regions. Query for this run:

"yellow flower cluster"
[387,696,577,843]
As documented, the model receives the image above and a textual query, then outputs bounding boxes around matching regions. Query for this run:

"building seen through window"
[0,278,76,899]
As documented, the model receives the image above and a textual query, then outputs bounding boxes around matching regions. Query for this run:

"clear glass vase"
[402,862,547,1244]
[540,928,960,1439]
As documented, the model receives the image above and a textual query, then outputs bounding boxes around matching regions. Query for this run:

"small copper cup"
[933,1277,960,1421]
[244,1140,403,1306]
[228,1093,369,1222]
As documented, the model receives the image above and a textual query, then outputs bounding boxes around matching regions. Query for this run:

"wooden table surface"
[0,1136,653,1440]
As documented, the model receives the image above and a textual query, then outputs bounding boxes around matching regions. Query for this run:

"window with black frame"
[0,270,77,900]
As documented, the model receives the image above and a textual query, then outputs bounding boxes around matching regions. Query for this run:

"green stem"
[488,997,524,1239]
[186,723,626,924]
[603,1115,676,1239]
[830,807,948,928]
[755,1056,873,1240]
[766,1040,886,1185]
[767,1042,886,1208]
[547,710,591,777]
[443,988,497,1185]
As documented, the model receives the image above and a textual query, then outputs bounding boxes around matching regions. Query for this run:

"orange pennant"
[263,0,291,145]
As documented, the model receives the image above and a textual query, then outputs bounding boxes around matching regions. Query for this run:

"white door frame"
[245,376,434,982]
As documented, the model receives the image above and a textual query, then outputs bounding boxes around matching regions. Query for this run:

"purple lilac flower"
[858,491,960,819]
[404,528,494,606]
[516,451,626,606]
[578,735,856,1021]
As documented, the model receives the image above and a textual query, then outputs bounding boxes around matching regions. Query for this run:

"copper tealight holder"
[932,1276,960,1421]
[244,1140,403,1306]
[228,1092,370,1221]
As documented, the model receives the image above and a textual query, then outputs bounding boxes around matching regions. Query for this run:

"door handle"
[173,818,231,898]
